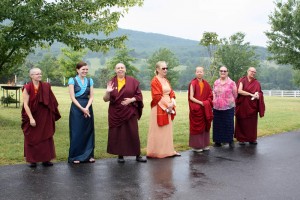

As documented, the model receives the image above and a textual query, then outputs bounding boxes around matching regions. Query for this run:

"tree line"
[1,0,300,90]
[10,42,300,91]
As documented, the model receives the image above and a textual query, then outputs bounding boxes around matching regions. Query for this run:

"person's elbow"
[89,95,94,102]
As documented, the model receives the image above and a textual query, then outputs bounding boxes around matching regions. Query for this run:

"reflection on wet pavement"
[1,132,300,199]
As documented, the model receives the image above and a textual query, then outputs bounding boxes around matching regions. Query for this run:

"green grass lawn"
[1,86,300,165]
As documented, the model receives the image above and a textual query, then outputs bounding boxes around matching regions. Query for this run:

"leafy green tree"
[100,58,106,66]
[136,66,150,90]
[215,32,259,82]
[58,48,88,79]
[106,47,139,77]
[276,67,294,89]
[147,48,180,89]
[257,62,273,89]
[36,53,64,85]
[0,61,33,84]
[266,0,300,70]
[178,64,196,90]
[199,32,220,84]
[293,70,300,87]
[200,32,220,59]
[22,61,36,82]
[0,0,143,76]
[178,57,212,90]
[258,64,296,89]
[93,67,110,88]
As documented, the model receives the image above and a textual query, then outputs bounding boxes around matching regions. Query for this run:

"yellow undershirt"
[117,78,126,92]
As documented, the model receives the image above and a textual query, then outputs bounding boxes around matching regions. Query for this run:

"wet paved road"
[1,131,300,200]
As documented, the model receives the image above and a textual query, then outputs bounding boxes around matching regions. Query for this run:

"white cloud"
[118,0,275,47]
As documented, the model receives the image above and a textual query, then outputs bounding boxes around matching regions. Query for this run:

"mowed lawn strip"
[0,86,299,165]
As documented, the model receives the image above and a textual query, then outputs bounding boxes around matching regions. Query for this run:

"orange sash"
[150,76,176,126]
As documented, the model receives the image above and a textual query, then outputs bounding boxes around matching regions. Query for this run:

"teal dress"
[68,76,95,162]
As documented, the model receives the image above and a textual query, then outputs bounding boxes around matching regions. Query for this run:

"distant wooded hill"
[29,28,270,70]
[27,29,299,90]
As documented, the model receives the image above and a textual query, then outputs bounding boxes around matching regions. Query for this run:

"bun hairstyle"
[76,61,87,74]
[154,61,167,75]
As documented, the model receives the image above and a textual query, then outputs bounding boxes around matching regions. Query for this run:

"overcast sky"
[118,0,276,47]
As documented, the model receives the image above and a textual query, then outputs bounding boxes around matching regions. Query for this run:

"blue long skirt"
[213,107,234,143]
[68,98,95,162]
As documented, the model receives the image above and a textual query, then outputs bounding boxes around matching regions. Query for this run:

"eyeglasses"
[249,70,256,74]
[162,68,168,70]
[219,70,227,73]
[32,73,42,75]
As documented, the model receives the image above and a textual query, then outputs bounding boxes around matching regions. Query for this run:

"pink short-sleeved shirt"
[213,77,237,110]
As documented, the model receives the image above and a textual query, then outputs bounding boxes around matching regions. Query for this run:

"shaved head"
[115,63,126,69]
[195,66,204,72]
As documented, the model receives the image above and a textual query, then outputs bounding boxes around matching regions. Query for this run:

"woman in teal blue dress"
[68,61,95,164]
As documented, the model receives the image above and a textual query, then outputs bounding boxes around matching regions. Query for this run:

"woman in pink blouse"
[212,66,237,147]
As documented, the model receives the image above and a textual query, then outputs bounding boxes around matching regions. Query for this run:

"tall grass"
[0,86,300,165]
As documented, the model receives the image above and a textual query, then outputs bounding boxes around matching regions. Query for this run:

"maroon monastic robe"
[234,76,265,142]
[107,76,143,156]
[188,78,213,135]
[21,82,61,162]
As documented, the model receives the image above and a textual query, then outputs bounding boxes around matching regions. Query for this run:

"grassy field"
[1,86,300,165]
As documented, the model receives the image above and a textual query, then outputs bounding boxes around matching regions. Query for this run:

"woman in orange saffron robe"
[147,61,181,158]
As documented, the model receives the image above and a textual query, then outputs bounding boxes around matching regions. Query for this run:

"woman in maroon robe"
[21,68,61,167]
[103,63,146,163]
[188,67,213,152]
[235,67,265,145]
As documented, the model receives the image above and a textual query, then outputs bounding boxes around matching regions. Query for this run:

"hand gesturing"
[106,81,114,93]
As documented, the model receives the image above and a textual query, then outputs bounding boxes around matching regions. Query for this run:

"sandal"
[89,158,95,163]
[174,152,181,157]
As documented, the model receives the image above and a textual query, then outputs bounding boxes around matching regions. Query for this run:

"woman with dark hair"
[68,61,95,164]
[212,66,237,147]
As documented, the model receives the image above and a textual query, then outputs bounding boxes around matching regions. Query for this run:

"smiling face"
[77,65,89,78]
[30,68,42,82]
[247,67,256,79]
[219,66,228,79]
[114,63,126,78]
[156,61,168,77]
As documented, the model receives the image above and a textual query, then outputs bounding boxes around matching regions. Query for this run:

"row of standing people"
[21,61,265,167]
[188,66,265,154]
